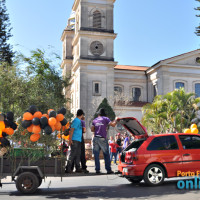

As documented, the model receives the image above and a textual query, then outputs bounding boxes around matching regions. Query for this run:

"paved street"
[1,160,200,200]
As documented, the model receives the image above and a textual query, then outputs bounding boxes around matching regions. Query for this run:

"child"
[109,139,119,164]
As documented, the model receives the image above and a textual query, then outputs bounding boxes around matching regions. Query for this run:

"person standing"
[91,108,116,174]
[123,133,129,150]
[116,133,122,160]
[109,139,119,164]
[65,109,84,173]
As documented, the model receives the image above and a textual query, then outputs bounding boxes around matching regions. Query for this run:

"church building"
[61,0,200,138]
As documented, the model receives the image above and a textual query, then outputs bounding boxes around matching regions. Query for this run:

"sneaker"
[76,169,83,173]
[96,171,101,174]
[83,169,89,173]
[107,170,114,174]
[65,169,72,173]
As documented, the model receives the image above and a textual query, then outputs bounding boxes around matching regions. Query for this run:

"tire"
[37,177,42,187]
[16,172,39,194]
[143,164,165,186]
[126,178,142,184]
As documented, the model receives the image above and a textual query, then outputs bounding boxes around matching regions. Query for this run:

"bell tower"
[61,0,117,138]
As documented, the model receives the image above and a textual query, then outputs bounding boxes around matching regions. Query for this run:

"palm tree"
[142,88,200,133]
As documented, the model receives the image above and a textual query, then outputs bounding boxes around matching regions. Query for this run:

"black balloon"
[10,122,17,130]
[49,110,56,118]
[6,112,14,121]
[4,119,12,127]
[41,124,47,129]
[44,125,52,135]
[58,108,66,115]
[40,117,48,126]
[61,118,67,126]
[32,117,40,125]
[2,132,8,137]
[29,105,38,114]
[0,137,10,147]
[22,120,32,128]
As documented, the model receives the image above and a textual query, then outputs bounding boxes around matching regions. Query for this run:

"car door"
[179,134,200,173]
[146,135,183,177]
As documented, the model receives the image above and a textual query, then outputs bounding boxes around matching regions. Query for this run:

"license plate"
[123,168,128,173]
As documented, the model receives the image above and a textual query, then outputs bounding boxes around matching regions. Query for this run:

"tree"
[0,0,14,65]
[17,48,71,114]
[142,88,200,133]
[94,98,116,121]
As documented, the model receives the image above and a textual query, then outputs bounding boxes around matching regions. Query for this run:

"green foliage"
[94,98,116,121]
[0,0,14,64]
[142,88,200,133]
[195,0,200,36]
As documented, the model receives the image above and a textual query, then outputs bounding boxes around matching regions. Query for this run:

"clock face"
[90,41,104,56]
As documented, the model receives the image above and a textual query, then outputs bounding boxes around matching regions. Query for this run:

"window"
[147,136,178,151]
[93,81,101,96]
[132,88,141,102]
[179,135,200,149]
[93,10,101,28]
[114,86,122,95]
[195,83,200,97]
[175,82,185,89]
[95,83,99,93]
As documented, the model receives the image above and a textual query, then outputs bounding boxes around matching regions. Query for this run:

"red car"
[117,117,200,186]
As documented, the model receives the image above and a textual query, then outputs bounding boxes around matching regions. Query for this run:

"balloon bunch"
[0,112,18,147]
[184,124,199,134]
[22,106,68,142]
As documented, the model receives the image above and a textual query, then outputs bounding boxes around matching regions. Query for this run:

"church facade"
[61,0,200,138]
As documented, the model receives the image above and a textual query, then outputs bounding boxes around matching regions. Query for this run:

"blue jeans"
[93,137,112,172]
[110,152,117,164]
[116,147,122,160]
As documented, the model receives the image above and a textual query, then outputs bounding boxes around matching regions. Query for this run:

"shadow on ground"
[6,179,200,199]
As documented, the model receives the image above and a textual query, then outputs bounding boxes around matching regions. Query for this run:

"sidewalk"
[86,159,118,173]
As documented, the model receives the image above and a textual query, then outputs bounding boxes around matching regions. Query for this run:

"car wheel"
[16,172,39,194]
[126,178,142,184]
[144,164,165,186]
[37,176,42,187]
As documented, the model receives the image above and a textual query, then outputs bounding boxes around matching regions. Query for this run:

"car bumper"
[118,163,146,177]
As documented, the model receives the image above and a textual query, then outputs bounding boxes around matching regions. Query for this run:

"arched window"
[93,10,101,28]
[195,83,200,97]
[114,86,122,95]
[175,82,185,89]
[132,87,141,102]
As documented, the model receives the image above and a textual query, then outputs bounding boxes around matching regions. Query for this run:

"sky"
[6,0,200,67]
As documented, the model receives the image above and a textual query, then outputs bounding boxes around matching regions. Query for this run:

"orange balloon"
[33,111,43,119]
[32,125,41,134]
[0,130,2,138]
[56,114,64,122]
[23,112,33,121]
[0,121,5,131]
[51,125,55,132]
[48,109,54,115]
[4,128,14,135]
[42,114,49,119]
[30,133,40,142]
[55,121,62,131]
[48,117,57,126]
[27,124,34,133]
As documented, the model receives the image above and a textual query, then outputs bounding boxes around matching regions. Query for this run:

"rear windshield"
[124,139,145,151]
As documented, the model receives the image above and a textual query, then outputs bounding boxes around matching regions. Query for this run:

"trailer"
[0,148,108,194]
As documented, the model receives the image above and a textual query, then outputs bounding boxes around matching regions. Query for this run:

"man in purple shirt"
[91,108,116,174]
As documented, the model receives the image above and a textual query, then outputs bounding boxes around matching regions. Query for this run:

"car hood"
[116,117,148,139]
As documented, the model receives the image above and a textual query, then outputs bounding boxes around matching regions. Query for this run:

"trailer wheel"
[16,172,39,194]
